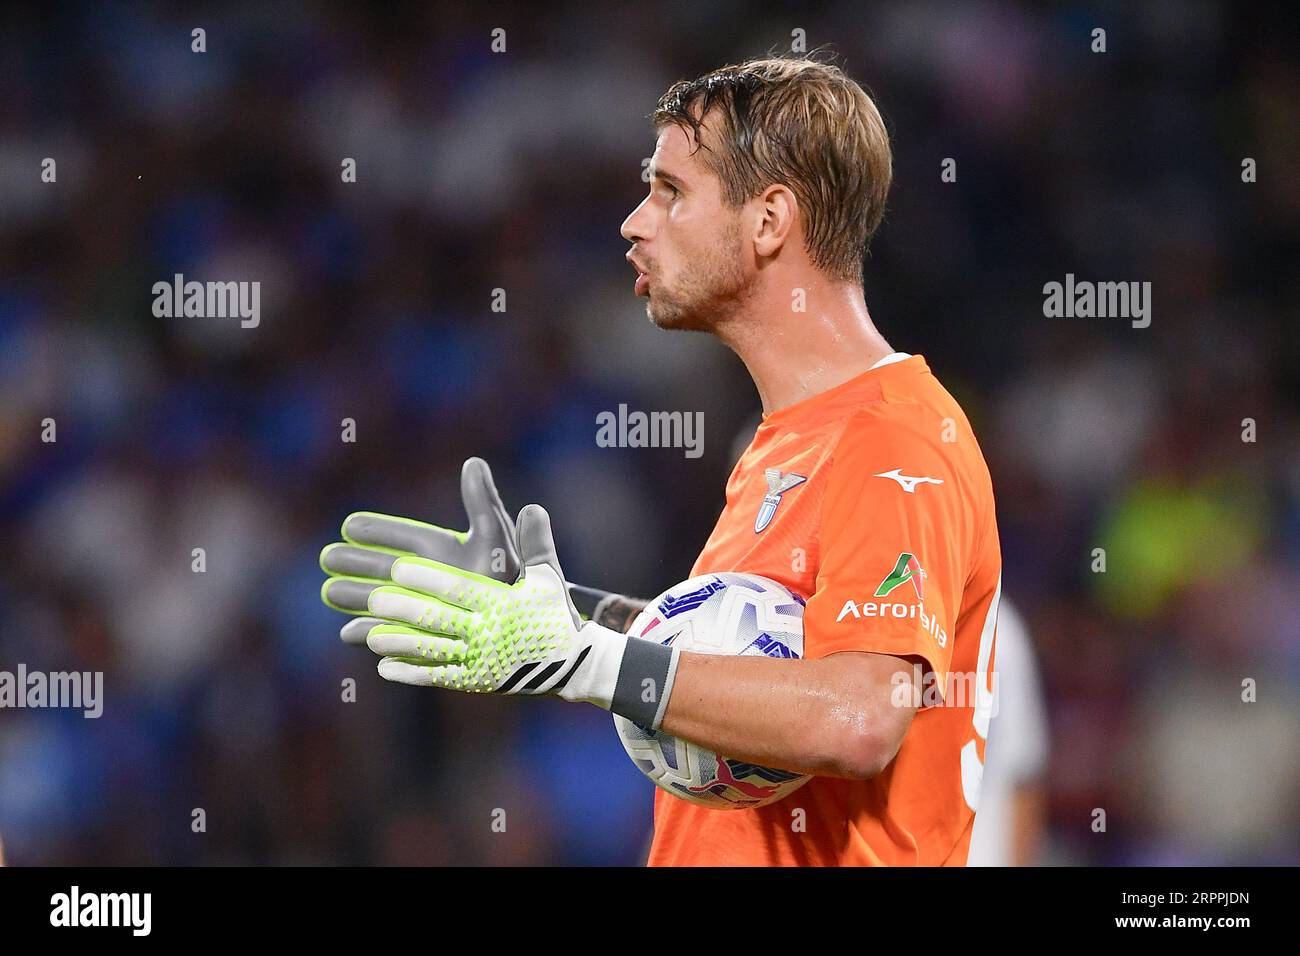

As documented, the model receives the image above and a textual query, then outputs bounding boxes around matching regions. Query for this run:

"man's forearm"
[658,650,917,780]
[565,585,917,781]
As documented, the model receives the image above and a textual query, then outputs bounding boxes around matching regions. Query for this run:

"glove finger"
[461,458,522,582]
[322,576,381,614]
[340,616,384,647]
[377,658,470,689]
[367,584,482,637]
[516,504,562,573]
[389,556,498,611]
[516,505,578,623]
[461,458,514,536]
[342,512,466,560]
[320,542,399,579]
[366,625,468,662]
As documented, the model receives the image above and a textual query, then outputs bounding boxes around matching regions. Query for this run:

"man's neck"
[715,277,895,415]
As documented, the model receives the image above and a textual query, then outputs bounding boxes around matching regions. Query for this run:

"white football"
[613,572,812,809]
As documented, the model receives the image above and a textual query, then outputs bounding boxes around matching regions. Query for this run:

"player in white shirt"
[967,598,1049,866]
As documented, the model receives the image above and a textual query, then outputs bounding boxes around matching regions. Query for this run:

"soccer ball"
[613,572,813,809]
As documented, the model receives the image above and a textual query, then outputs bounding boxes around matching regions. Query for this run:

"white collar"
[868,351,912,371]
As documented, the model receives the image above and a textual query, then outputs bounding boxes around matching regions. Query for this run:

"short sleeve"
[803,411,969,700]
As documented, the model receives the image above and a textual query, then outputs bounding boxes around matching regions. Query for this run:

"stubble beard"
[644,222,751,333]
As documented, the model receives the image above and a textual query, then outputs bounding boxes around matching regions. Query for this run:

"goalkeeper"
[321,56,1002,867]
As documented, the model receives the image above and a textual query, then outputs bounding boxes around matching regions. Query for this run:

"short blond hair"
[653,55,892,283]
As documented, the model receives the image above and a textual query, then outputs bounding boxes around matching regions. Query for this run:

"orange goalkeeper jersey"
[646,354,1002,867]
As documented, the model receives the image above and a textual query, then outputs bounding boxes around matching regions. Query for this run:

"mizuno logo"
[875,468,944,493]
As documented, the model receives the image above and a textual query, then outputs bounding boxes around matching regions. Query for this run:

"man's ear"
[752,183,799,260]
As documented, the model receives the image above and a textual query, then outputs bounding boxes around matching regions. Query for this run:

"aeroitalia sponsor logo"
[874,552,926,600]
[835,597,948,648]
[837,551,946,647]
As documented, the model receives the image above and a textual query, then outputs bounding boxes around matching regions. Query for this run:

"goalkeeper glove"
[366,504,680,727]
[320,457,521,647]
[321,457,647,643]
[321,460,676,723]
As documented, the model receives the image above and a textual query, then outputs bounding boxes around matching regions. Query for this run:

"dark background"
[0,0,1296,865]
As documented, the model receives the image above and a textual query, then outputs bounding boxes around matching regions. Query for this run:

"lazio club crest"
[754,468,807,533]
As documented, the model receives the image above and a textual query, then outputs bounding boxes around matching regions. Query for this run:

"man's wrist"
[567,584,649,633]
[592,593,649,633]
[558,624,680,729]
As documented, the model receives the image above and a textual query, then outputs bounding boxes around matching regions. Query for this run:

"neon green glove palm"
[365,504,680,726]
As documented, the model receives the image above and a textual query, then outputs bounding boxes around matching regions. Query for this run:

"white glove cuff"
[558,624,680,729]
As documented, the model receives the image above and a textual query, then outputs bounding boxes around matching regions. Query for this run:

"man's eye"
[660,182,679,199]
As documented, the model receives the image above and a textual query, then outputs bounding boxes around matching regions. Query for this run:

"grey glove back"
[320,457,522,645]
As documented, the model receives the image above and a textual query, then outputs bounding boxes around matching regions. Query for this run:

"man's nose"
[620,194,653,244]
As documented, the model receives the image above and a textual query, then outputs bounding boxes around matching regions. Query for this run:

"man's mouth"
[627,253,651,296]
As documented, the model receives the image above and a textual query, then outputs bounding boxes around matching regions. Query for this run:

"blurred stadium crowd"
[1,2,1296,865]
